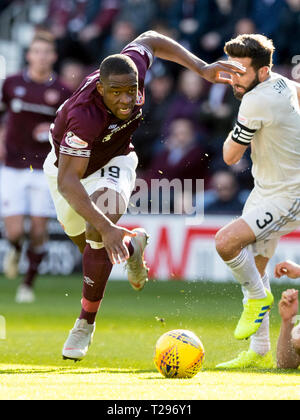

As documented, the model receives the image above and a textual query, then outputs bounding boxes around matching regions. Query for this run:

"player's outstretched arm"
[57,154,135,264]
[134,30,246,84]
[277,289,300,369]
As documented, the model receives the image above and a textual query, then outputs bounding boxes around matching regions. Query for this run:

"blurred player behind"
[0,31,71,302]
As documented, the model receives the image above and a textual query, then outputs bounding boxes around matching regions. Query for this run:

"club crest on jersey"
[65,132,88,149]
[44,89,60,105]
[136,90,145,106]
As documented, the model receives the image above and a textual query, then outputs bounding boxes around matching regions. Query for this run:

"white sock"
[225,248,266,300]
[249,273,271,356]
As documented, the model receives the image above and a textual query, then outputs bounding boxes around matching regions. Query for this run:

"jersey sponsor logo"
[65,132,89,149]
[102,109,142,142]
[108,124,118,130]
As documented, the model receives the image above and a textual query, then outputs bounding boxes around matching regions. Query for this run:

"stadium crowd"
[0,0,300,213]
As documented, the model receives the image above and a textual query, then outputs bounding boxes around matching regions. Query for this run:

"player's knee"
[215,228,233,259]
[5,227,24,243]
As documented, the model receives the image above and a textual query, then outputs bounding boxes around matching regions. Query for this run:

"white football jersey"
[232,72,300,197]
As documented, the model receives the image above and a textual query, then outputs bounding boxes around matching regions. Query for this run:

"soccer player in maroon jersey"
[43,30,246,361]
[0,32,71,303]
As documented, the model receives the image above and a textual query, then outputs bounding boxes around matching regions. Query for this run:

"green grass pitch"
[0,274,299,400]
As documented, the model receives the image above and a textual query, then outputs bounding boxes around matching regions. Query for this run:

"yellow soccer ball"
[154,329,205,378]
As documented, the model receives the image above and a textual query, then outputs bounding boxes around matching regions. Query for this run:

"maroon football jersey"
[50,42,153,178]
[1,71,71,169]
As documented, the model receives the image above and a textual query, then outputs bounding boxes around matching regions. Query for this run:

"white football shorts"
[241,188,300,258]
[0,165,56,218]
[43,150,138,237]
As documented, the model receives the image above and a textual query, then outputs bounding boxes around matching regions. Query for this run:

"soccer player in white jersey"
[214,34,300,369]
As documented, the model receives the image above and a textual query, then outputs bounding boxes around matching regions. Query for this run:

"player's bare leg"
[3,215,24,279]
[215,218,274,340]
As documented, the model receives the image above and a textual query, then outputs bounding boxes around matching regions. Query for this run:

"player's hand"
[274,260,300,279]
[101,225,137,265]
[278,289,299,322]
[200,60,246,85]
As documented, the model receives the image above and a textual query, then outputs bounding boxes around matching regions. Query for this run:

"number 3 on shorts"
[256,212,274,229]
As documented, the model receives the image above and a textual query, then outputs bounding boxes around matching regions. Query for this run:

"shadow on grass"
[204,367,300,375]
[0,366,157,375]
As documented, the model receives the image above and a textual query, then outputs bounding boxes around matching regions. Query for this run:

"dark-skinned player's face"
[97,73,138,121]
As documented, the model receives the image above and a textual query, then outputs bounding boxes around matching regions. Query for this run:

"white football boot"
[3,248,21,279]
[15,284,35,303]
[126,228,150,291]
[62,319,95,361]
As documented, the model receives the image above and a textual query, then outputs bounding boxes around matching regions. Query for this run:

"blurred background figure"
[142,118,210,213]
[45,0,121,68]
[274,0,300,65]
[204,170,245,215]
[59,58,88,92]
[134,67,175,172]
[163,69,208,140]
[0,31,71,303]
[117,0,158,34]
[99,19,137,62]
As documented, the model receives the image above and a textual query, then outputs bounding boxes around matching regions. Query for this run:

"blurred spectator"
[204,170,245,215]
[144,117,209,186]
[165,0,210,51]
[99,19,137,62]
[46,0,120,67]
[117,0,158,34]
[197,83,239,158]
[59,59,87,92]
[275,0,300,64]
[250,0,285,39]
[234,17,257,36]
[197,0,253,62]
[133,69,175,170]
[163,69,208,138]
[143,118,210,213]
[197,82,253,191]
